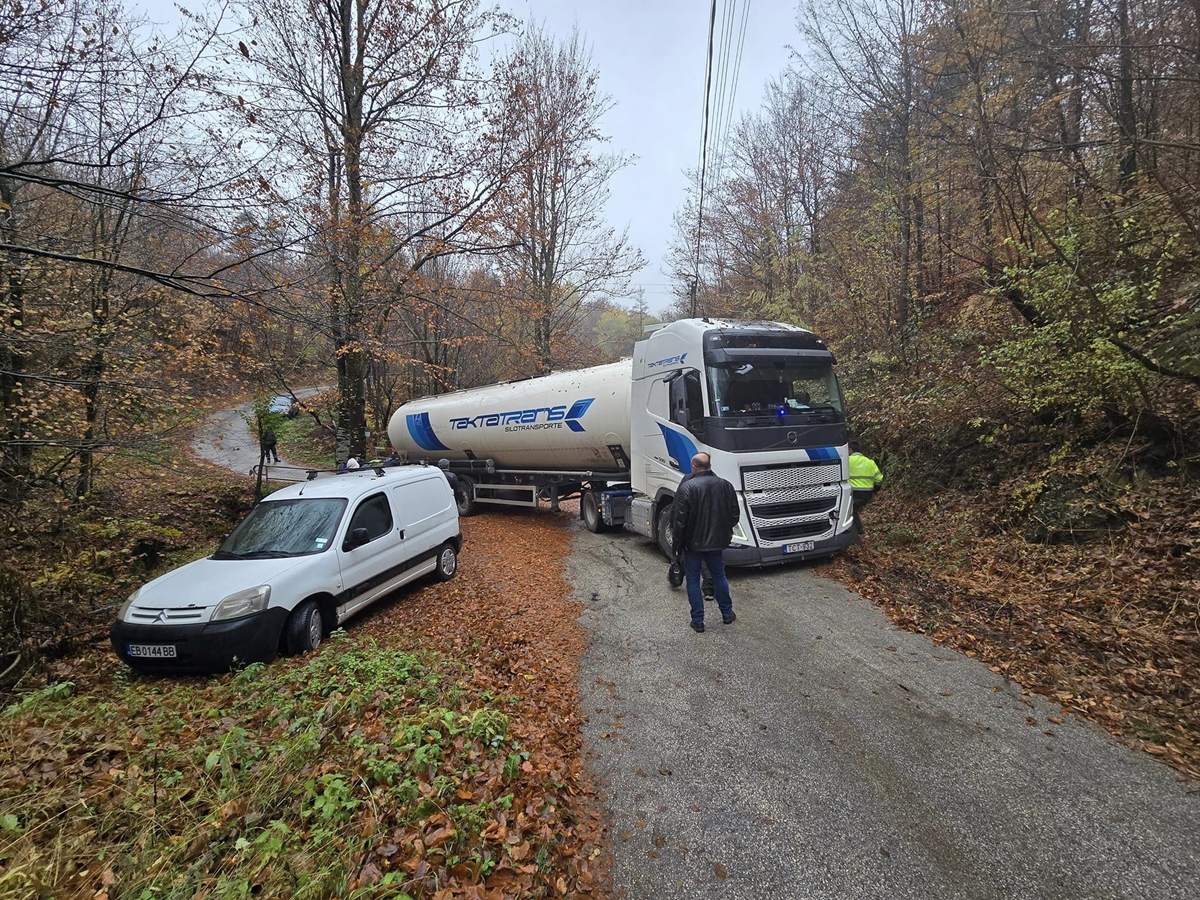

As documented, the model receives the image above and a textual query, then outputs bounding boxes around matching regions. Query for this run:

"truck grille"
[743,462,841,491]
[751,495,837,519]
[741,463,843,546]
[757,520,835,542]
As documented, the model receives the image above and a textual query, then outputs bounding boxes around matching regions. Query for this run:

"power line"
[693,0,753,316]
[714,0,752,188]
[693,0,719,317]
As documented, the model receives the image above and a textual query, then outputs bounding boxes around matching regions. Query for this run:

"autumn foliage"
[0,504,609,899]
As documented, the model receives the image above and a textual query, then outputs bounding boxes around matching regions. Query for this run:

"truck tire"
[455,476,477,517]
[435,542,458,581]
[656,503,675,558]
[285,600,323,655]
[581,491,608,533]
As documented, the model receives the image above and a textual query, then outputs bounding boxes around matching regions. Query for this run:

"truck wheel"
[435,542,458,581]
[656,504,675,558]
[581,491,608,533]
[455,476,477,517]
[285,601,323,655]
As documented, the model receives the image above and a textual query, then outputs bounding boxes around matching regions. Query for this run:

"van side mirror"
[345,527,370,550]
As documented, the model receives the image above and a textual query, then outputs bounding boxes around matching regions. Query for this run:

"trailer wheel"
[581,491,608,533]
[455,476,477,517]
[655,503,675,558]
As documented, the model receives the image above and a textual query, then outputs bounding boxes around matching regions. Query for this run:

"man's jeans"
[685,549,733,624]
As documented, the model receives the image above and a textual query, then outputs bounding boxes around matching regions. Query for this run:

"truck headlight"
[731,518,750,544]
[118,587,141,621]
[212,585,271,621]
[839,494,855,530]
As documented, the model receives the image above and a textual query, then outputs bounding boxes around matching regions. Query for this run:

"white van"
[111,465,460,672]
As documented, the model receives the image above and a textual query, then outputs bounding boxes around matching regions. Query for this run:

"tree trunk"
[0,176,30,498]
[1115,0,1139,193]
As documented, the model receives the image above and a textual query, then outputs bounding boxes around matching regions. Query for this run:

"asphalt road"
[192,390,324,483]
[569,525,1200,900]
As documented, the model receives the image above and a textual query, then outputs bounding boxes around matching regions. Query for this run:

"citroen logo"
[155,610,169,624]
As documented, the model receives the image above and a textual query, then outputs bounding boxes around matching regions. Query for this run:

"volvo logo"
[786,431,798,444]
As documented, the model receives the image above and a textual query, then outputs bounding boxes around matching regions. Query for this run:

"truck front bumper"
[724,528,858,567]
[111,608,289,673]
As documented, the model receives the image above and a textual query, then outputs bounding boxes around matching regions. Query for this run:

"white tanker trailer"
[388,318,858,566]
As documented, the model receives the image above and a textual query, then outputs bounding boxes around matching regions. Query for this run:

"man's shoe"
[690,621,705,633]
[704,594,715,603]
[722,613,736,625]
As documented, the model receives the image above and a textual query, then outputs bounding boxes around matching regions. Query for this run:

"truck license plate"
[783,541,815,554]
[127,644,177,659]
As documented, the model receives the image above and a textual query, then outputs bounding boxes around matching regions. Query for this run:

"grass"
[0,635,527,900]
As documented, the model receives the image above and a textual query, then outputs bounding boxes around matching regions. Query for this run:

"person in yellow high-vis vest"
[848,440,883,534]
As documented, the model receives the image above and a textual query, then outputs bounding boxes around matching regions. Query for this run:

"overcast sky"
[515,1,799,313]
[137,0,799,315]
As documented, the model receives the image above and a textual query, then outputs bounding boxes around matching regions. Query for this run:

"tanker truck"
[387,318,858,566]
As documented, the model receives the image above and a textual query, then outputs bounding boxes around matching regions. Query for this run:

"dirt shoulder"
[824,487,1199,780]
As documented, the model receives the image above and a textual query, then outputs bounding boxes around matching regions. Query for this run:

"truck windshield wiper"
[211,550,246,560]
[239,550,294,559]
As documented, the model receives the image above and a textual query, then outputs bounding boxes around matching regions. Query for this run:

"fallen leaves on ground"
[824,484,1199,780]
[360,508,612,897]
[0,501,611,899]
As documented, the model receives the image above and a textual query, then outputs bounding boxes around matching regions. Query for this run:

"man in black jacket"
[672,452,739,632]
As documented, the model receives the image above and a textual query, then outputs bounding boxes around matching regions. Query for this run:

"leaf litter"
[824,482,1199,780]
[0,507,611,899]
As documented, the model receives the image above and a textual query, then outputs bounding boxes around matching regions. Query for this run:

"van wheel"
[581,491,608,533]
[435,542,458,581]
[285,601,323,655]
[455,476,477,516]
[656,504,675,558]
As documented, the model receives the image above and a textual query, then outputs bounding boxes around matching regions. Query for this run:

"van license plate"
[127,644,177,659]
[783,541,815,554]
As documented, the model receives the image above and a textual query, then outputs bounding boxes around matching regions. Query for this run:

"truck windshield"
[214,498,348,558]
[706,359,842,420]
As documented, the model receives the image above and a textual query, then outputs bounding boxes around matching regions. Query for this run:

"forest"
[0,0,1197,895]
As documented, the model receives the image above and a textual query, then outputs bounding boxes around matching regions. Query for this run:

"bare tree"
[224,0,519,462]
[0,0,233,498]
[492,24,643,374]
[798,0,925,338]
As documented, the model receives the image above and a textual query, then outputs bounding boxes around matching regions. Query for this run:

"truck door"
[670,370,705,437]
[642,369,703,495]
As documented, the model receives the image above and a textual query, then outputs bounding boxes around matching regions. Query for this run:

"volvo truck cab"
[625,319,855,565]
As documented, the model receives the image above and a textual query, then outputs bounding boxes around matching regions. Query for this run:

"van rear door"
[392,476,455,560]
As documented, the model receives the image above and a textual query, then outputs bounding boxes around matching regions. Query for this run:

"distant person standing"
[261,425,280,463]
[848,440,883,534]
[672,452,740,633]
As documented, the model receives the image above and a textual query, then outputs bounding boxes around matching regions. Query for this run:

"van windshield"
[214,498,348,558]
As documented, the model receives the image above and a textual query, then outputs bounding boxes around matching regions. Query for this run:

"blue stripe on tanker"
[407,412,449,452]
[806,446,839,461]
